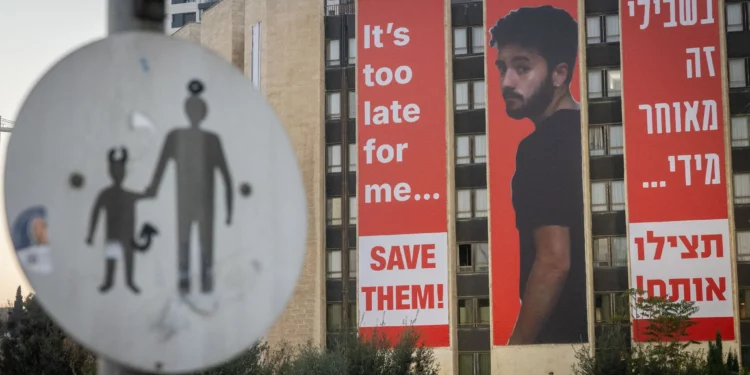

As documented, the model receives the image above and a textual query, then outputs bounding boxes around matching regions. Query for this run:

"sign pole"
[99,1,164,374]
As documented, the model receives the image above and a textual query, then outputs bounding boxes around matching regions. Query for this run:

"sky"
[0,1,106,303]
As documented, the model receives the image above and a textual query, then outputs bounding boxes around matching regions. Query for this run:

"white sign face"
[4,31,307,374]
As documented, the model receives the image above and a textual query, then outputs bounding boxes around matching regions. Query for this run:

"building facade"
[174,0,750,374]
[166,0,220,35]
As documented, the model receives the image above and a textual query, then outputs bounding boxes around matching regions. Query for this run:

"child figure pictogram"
[86,147,158,294]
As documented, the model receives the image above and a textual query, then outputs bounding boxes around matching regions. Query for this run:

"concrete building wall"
[200,0,245,70]
[173,22,201,44]
[174,0,326,351]
[249,0,326,350]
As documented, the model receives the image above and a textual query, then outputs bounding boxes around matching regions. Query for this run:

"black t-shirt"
[511,108,588,344]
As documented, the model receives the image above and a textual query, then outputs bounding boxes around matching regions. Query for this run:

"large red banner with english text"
[621,0,735,341]
[486,0,588,346]
[356,0,449,347]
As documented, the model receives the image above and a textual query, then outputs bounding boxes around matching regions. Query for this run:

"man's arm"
[507,225,571,345]
[146,132,174,196]
[86,194,104,245]
[214,136,233,225]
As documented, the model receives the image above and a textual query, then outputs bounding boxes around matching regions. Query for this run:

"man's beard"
[503,74,556,120]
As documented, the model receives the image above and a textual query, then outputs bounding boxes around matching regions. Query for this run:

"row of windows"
[452,2,744,52]
[327,286,750,334]
[325,116,750,174]
[586,286,750,323]
[327,227,750,279]
[328,235,623,281]
[586,7,750,44]
[326,64,748,121]
[327,173,750,223]
[324,180,629,223]
[331,289,750,372]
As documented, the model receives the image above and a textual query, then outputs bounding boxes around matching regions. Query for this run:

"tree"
[572,289,706,375]
[194,324,440,375]
[0,290,96,375]
[6,286,24,337]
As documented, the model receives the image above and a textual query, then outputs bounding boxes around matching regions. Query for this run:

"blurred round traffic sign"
[4,31,307,374]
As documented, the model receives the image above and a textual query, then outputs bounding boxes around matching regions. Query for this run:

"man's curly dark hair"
[489,5,579,84]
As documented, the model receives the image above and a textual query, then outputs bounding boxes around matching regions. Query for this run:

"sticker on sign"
[3,31,307,374]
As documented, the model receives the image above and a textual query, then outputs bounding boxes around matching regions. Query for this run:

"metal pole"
[108,0,165,34]
[100,1,165,374]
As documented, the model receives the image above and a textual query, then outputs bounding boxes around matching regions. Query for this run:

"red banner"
[621,0,734,341]
[486,0,588,346]
[356,0,449,347]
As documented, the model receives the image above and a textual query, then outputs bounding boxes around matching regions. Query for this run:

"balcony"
[326,2,355,16]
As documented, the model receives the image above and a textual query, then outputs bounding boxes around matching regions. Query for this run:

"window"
[326,249,357,278]
[326,302,357,332]
[726,2,748,32]
[456,134,487,164]
[456,188,488,219]
[458,352,491,375]
[734,173,750,204]
[327,144,342,173]
[593,236,627,267]
[348,90,356,119]
[349,143,357,172]
[591,180,625,212]
[454,28,468,55]
[732,117,750,148]
[349,196,357,225]
[587,68,621,99]
[327,250,342,278]
[327,197,342,225]
[171,12,197,28]
[457,297,490,326]
[458,243,489,273]
[348,248,357,277]
[454,80,486,110]
[453,26,485,56]
[594,292,630,323]
[739,288,750,319]
[586,14,620,44]
[251,22,262,88]
[729,58,748,88]
[472,80,486,109]
[326,92,341,119]
[737,231,750,262]
[472,27,485,54]
[326,39,340,67]
[348,37,356,65]
[589,124,623,156]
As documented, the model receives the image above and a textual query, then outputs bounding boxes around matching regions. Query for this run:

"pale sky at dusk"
[0,0,106,303]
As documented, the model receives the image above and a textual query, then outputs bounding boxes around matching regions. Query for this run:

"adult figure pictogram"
[146,79,233,314]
